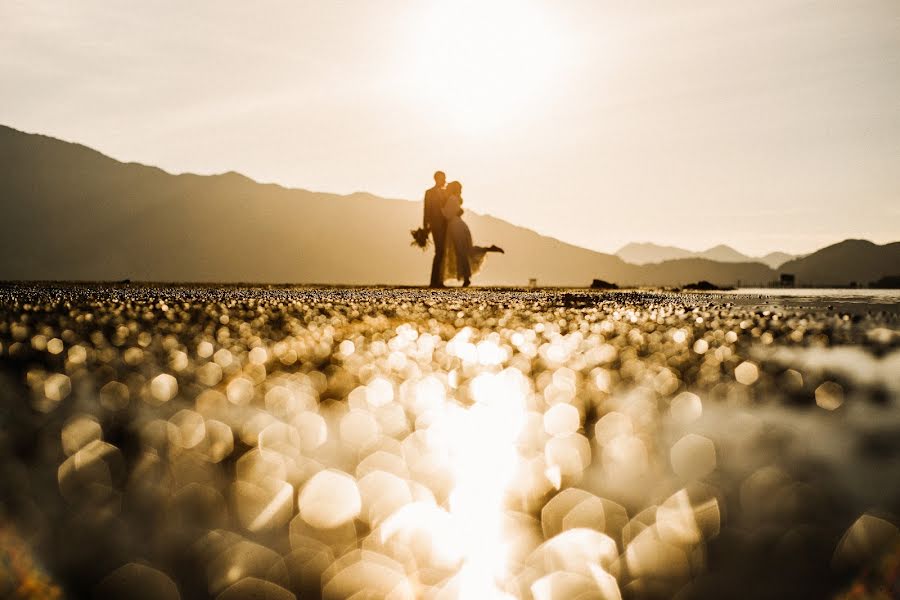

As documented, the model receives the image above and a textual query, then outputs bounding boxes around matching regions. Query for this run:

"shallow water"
[0,284,897,600]
[729,287,900,305]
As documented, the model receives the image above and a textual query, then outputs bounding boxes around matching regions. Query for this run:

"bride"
[441,180,504,287]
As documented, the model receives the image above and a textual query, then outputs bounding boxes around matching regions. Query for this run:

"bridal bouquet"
[410,227,431,250]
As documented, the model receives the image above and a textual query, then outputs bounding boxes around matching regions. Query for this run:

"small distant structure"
[590,279,618,290]
[780,273,795,288]
[528,278,538,288]
[683,280,726,291]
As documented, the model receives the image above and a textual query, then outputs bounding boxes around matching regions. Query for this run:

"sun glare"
[406,0,569,132]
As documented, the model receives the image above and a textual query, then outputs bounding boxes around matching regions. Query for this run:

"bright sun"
[405,0,569,133]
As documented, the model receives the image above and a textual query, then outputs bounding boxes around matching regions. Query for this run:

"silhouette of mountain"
[777,240,900,287]
[615,243,694,264]
[0,125,894,287]
[617,243,797,269]
[758,252,796,270]
[696,244,752,263]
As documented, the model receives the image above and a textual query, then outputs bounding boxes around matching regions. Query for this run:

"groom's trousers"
[430,227,447,287]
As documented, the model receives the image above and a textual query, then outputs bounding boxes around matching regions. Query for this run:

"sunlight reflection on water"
[729,288,900,304]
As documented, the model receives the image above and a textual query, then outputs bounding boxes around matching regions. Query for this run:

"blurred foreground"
[1,284,898,600]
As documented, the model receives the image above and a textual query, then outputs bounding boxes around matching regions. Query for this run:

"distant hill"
[695,244,752,263]
[0,125,894,287]
[615,243,694,264]
[617,243,797,269]
[0,125,623,286]
[759,252,797,270]
[777,240,900,287]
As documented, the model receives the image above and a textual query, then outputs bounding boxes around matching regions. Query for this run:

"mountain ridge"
[616,242,799,269]
[1,124,897,287]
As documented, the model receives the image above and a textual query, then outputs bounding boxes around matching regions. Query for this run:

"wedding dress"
[441,194,494,283]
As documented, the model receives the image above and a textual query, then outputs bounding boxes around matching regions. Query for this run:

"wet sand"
[0,284,898,599]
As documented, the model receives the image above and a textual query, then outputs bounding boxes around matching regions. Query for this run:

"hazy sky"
[3,0,899,256]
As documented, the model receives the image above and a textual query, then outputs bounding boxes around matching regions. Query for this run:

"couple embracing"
[420,171,503,288]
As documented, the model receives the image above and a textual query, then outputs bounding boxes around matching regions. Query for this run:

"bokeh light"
[0,285,897,599]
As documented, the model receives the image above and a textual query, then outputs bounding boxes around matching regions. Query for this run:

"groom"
[422,170,448,288]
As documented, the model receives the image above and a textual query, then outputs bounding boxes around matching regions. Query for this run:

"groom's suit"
[423,185,448,287]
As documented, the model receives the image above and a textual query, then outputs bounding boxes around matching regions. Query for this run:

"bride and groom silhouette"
[419,171,504,288]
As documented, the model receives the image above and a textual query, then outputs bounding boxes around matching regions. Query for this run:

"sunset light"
[404,0,571,132]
